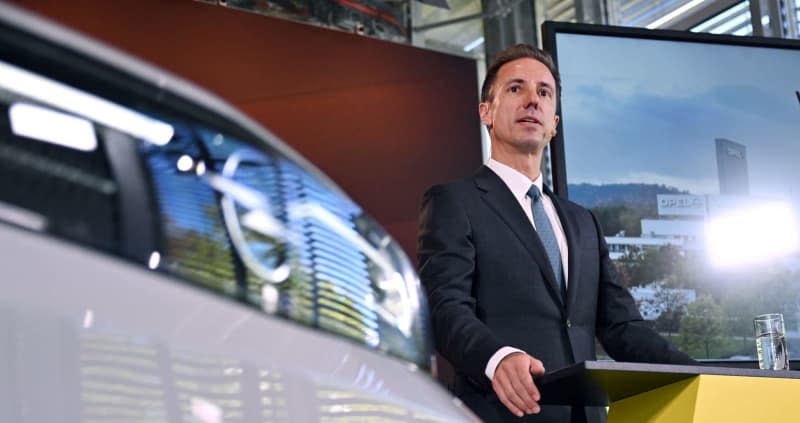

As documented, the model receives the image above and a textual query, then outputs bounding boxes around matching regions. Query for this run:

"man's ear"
[550,114,560,137]
[479,102,492,129]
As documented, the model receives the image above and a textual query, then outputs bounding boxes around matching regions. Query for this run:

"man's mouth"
[517,116,541,125]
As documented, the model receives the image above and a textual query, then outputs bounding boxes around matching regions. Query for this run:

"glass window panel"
[796,4,800,36]
[220,0,410,43]
[412,0,485,60]
[691,1,753,36]
[546,0,577,22]
[611,0,699,27]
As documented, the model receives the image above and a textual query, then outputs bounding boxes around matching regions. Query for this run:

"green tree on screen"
[679,295,727,358]
[649,282,690,338]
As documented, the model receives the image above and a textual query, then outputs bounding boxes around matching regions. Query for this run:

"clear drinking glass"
[753,313,789,370]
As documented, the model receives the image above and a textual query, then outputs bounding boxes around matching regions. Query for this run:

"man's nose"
[524,93,539,110]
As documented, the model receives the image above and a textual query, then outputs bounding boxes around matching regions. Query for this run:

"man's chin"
[511,137,549,153]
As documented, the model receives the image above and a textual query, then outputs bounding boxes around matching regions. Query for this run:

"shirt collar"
[485,158,543,200]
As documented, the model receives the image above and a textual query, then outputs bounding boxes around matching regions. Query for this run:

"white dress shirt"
[483,158,570,380]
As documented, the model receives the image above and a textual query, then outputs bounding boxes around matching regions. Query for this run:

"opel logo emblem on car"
[204,148,292,284]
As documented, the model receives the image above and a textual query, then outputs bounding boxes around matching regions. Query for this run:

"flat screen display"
[544,22,800,361]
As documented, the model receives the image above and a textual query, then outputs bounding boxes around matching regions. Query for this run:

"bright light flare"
[190,397,222,423]
[82,309,94,329]
[706,202,799,268]
[176,154,194,172]
[148,251,161,270]
[10,103,97,151]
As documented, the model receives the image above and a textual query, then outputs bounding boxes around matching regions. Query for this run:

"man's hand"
[491,352,546,417]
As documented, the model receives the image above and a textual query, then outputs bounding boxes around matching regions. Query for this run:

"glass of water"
[753,313,789,370]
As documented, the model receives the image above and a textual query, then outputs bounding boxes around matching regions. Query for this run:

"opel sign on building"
[657,194,707,216]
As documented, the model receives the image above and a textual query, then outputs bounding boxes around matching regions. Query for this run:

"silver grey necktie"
[528,185,565,297]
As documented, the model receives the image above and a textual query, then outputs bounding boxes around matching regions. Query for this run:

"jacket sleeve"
[417,184,505,385]
[591,210,696,365]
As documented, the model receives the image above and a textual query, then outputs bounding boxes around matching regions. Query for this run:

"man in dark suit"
[416,44,693,422]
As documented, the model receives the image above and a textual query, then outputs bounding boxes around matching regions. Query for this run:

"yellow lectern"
[537,361,800,423]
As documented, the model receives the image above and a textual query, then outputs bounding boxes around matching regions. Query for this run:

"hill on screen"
[568,183,687,208]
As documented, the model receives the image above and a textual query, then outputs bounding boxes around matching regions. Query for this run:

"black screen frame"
[541,20,800,200]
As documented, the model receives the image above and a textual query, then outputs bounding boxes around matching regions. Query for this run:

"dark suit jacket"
[417,166,693,422]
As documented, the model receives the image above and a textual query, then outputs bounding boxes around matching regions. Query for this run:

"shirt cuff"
[485,346,525,380]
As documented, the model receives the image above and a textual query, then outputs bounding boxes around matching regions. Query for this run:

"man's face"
[479,58,560,155]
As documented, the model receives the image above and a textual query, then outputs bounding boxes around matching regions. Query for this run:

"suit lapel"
[545,185,581,313]
[475,167,565,307]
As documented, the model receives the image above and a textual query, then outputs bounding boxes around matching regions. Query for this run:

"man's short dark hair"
[480,44,561,103]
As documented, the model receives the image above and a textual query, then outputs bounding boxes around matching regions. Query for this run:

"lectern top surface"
[537,360,800,406]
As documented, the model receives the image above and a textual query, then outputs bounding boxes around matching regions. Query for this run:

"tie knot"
[528,185,542,202]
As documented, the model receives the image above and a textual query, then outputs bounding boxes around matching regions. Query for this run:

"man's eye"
[509,86,520,93]
[539,89,551,97]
